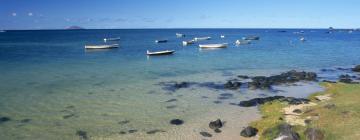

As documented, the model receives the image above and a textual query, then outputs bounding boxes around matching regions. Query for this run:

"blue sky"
[1,0,359,29]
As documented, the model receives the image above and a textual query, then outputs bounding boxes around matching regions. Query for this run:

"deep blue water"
[1,29,359,82]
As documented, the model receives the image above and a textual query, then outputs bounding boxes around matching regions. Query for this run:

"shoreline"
[246,82,360,140]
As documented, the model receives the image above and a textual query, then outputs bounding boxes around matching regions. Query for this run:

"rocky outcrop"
[209,119,223,129]
[240,126,258,137]
[352,65,360,72]
[238,96,309,107]
[224,80,242,90]
[248,70,317,89]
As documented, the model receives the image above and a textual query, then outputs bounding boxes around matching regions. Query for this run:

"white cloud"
[28,12,33,16]
[12,13,17,16]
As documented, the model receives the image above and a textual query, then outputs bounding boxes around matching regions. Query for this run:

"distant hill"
[65,26,85,30]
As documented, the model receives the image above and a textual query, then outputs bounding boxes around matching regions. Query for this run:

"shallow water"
[0,29,359,139]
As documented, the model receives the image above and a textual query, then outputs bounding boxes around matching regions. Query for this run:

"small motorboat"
[85,44,119,49]
[242,36,260,40]
[104,37,120,42]
[194,37,211,41]
[176,33,185,37]
[235,40,251,45]
[147,50,175,55]
[182,40,195,46]
[199,43,228,49]
[155,39,168,43]
[220,35,225,38]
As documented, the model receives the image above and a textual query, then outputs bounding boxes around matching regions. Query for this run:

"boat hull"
[85,44,119,49]
[147,50,175,55]
[199,43,228,49]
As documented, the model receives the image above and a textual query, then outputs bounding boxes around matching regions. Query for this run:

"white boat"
[0,30,5,33]
[194,37,211,41]
[300,37,306,42]
[199,43,228,49]
[182,40,195,46]
[147,50,175,55]
[176,33,185,37]
[235,40,251,45]
[85,44,119,49]
[220,35,225,38]
[104,37,120,42]
[155,39,168,43]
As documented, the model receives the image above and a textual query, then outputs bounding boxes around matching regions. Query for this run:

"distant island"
[65,26,85,30]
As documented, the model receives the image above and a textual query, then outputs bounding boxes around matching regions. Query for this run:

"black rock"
[238,96,309,107]
[214,128,222,133]
[119,131,127,135]
[247,70,317,89]
[238,75,250,79]
[199,132,212,137]
[224,80,242,90]
[175,82,189,89]
[339,77,353,83]
[209,119,223,129]
[352,65,360,72]
[240,126,258,137]
[128,129,138,133]
[76,130,88,140]
[275,124,300,140]
[305,128,324,140]
[322,80,336,83]
[0,116,11,124]
[170,119,184,125]
[293,109,302,114]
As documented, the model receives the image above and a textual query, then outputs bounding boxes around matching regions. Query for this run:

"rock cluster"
[240,126,258,137]
[248,70,317,89]
[238,96,309,107]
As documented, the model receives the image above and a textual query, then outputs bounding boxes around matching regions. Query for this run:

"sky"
[0,0,359,29]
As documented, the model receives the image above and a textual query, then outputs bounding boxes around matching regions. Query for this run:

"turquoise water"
[0,29,359,139]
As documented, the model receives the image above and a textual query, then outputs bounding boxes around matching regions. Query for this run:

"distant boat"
[147,50,175,55]
[300,37,306,42]
[182,40,195,46]
[220,35,225,38]
[85,44,119,49]
[155,39,168,43]
[0,30,5,33]
[199,43,228,49]
[104,37,120,42]
[176,33,185,37]
[242,36,260,40]
[194,37,211,41]
[235,40,251,45]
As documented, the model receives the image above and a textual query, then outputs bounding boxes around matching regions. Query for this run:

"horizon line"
[2,27,358,31]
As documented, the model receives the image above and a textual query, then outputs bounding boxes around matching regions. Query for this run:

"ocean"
[0,29,359,139]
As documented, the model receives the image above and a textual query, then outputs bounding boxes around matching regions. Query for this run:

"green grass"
[250,101,287,140]
[304,83,360,140]
[251,83,360,140]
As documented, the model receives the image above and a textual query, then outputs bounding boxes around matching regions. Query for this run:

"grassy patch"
[304,83,360,140]
[250,101,287,140]
[251,83,360,140]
